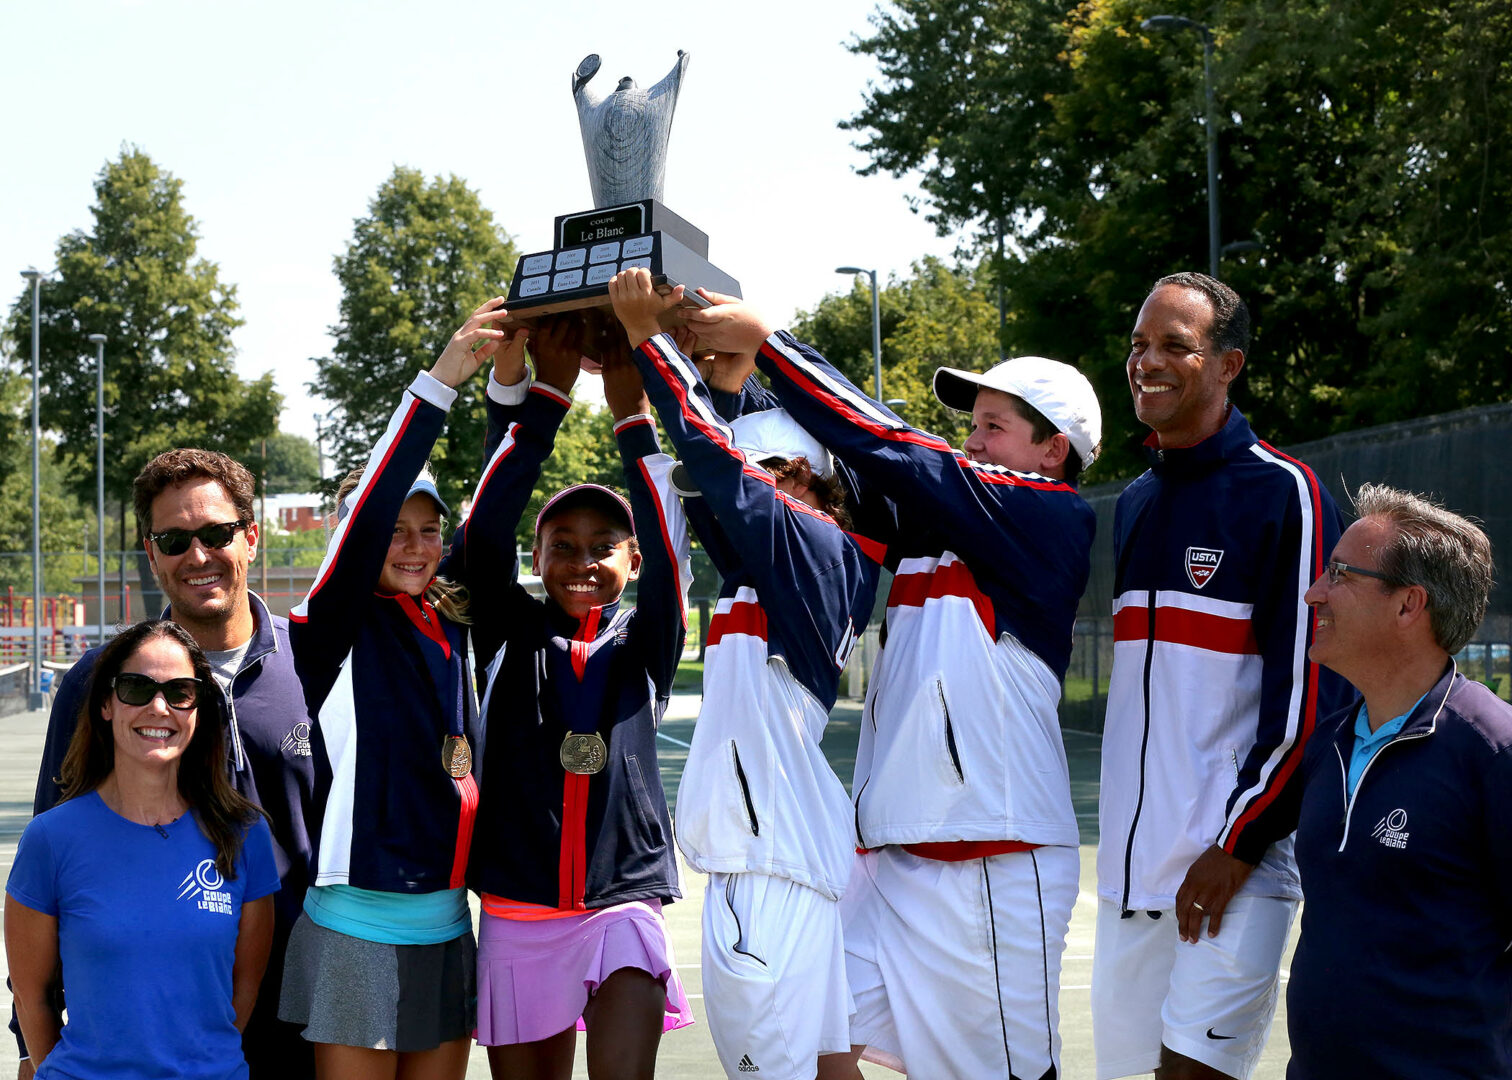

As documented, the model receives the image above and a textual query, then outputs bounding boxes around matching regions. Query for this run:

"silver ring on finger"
[1192,902,1206,913]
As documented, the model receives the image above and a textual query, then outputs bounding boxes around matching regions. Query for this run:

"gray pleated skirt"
[278,912,477,1051]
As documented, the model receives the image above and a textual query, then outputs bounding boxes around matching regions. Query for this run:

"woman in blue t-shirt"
[4,618,280,1079]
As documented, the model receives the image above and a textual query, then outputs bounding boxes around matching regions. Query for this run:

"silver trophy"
[501,51,740,359]
[574,51,689,207]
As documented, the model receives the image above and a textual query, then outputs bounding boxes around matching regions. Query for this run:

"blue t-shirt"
[5,791,280,1080]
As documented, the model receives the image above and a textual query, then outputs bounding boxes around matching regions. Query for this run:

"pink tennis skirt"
[475,898,694,1046]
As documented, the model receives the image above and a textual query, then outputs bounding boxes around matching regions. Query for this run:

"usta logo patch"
[1186,547,1224,589]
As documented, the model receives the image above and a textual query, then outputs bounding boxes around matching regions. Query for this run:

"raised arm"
[600,346,692,696]
[445,315,581,666]
[291,299,514,697]
[610,270,880,705]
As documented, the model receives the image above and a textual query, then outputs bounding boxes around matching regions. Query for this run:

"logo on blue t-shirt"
[177,858,234,915]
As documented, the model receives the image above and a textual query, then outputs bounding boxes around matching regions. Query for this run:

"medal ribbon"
[558,604,603,910]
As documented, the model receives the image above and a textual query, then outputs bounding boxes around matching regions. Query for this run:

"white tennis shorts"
[1090,894,1298,1079]
[700,871,853,1080]
[839,844,1079,1079]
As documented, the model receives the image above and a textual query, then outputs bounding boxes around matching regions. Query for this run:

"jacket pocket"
[730,741,760,836]
[626,753,667,848]
[937,679,965,785]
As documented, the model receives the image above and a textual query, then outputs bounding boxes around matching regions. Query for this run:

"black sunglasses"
[148,520,250,557]
[113,672,202,710]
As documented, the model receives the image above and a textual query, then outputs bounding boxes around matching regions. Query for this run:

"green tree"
[4,147,281,526]
[846,0,1512,479]
[260,431,320,493]
[793,257,1001,454]
[312,168,521,513]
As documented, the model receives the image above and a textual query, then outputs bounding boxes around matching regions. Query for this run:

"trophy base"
[501,199,741,329]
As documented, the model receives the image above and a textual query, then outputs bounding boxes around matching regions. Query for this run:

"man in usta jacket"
[17,449,316,1080]
[681,288,1101,1080]
[1284,486,1510,1080]
[1093,273,1349,1080]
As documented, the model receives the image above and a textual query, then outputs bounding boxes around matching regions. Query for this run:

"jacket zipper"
[1121,588,1158,914]
[1335,729,1432,853]
[732,741,759,836]
[937,679,964,783]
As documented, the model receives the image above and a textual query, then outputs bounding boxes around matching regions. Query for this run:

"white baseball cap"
[729,409,835,478]
[670,409,834,498]
[933,356,1102,467]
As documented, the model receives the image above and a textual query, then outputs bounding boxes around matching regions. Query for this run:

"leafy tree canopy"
[846,0,1512,478]
[311,167,521,512]
[793,257,1001,454]
[259,431,320,494]
[4,146,280,512]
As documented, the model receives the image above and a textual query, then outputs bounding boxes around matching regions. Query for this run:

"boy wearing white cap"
[609,269,886,1080]
[681,292,1102,1080]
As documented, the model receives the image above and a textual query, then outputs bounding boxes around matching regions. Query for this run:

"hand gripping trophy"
[501,51,740,361]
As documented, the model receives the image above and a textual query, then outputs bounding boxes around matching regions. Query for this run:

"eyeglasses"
[1326,560,1398,586]
[147,520,250,557]
[113,673,202,710]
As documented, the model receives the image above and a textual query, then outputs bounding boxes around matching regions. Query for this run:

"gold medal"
[559,732,608,775]
[442,735,472,779]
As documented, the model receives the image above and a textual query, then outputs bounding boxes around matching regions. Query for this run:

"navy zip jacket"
[292,373,481,894]
[466,375,690,910]
[1098,407,1353,911]
[1286,664,1512,1079]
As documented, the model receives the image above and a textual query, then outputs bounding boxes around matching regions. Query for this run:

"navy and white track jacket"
[1286,664,1512,1079]
[633,333,884,900]
[292,372,481,895]
[754,332,1092,851]
[1098,408,1351,911]
[465,374,692,911]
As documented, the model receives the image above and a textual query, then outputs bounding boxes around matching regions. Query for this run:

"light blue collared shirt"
[1346,693,1428,801]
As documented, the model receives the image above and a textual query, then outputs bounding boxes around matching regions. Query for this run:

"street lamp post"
[1142,14,1220,279]
[21,269,44,707]
[87,333,107,646]
[835,266,883,400]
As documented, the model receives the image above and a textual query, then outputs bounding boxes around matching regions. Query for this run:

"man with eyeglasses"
[15,449,315,1080]
[1093,273,1352,1080]
[1280,485,1510,1078]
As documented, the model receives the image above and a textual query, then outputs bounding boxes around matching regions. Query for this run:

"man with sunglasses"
[1282,486,1509,1078]
[1093,273,1352,1080]
[17,449,315,1080]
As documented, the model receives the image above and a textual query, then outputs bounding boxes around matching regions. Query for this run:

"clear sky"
[1,0,964,441]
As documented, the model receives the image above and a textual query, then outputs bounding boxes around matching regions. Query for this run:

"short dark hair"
[59,619,262,877]
[133,449,256,539]
[1353,484,1494,655]
[1153,272,1251,357]
[1004,396,1086,486]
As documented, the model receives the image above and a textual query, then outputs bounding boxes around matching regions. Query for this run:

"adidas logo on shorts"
[737,1054,760,1072]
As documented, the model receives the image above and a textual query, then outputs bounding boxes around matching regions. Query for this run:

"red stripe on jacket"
[888,560,995,637]
[304,396,423,605]
[706,602,769,646]
[1113,604,1260,656]
[1223,445,1330,850]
